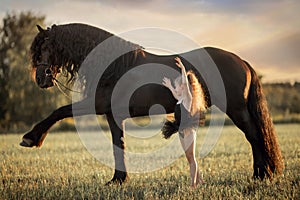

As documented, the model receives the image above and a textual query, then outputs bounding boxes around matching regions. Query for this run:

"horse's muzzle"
[39,81,54,88]
[36,76,54,88]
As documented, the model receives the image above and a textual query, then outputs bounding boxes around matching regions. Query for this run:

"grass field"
[1,124,299,199]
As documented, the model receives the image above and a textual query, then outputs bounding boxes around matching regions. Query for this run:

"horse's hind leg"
[227,108,269,179]
[105,113,128,185]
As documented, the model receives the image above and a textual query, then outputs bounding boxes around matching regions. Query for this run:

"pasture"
[1,124,299,199]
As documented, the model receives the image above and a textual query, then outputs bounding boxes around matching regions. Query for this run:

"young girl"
[162,57,206,187]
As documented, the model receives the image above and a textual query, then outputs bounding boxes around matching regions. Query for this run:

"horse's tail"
[245,61,284,177]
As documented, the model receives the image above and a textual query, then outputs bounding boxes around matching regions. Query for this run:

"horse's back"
[182,47,251,111]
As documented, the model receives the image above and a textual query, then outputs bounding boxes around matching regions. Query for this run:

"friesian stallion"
[20,23,283,184]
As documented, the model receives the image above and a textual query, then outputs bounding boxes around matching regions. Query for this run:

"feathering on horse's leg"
[105,113,128,185]
[20,98,95,148]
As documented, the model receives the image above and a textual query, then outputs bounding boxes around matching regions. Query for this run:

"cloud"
[0,0,299,82]
[238,31,300,82]
[241,32,300,69]
[83,0,297,16]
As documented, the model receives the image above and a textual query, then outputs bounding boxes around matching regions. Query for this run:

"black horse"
[20,23,283,183]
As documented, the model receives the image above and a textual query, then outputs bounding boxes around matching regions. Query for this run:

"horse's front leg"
[20,98,94,147]
[105,113,128,185]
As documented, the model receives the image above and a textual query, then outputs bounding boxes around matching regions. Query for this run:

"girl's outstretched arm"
[162,77,179,100]
[175,57,191,95]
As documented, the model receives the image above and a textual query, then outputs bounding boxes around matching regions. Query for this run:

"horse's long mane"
[30,23,142,82]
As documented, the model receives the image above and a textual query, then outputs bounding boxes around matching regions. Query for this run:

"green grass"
[1,124,299,199]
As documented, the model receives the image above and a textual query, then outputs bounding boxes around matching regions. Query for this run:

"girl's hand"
[162,77,179,100]
[175,57,184,69]
[162,77,172,88]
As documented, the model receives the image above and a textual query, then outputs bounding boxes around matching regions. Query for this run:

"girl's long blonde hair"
[187,70,207,116]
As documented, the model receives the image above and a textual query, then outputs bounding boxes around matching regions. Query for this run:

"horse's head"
[30,25,60,88]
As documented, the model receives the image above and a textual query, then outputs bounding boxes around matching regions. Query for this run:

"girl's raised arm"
[175,57,190,92]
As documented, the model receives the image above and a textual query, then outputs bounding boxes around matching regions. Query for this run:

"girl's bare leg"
[179,129,203,187]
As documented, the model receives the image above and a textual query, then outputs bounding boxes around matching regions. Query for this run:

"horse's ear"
[36,24,45,32]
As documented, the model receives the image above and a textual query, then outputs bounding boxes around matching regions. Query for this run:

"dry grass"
[1,124,299,199]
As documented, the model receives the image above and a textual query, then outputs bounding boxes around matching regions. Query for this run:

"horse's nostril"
[45,68,52,76]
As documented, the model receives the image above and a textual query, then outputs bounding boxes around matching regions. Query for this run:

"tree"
[0,12,68,132]
[263,82,300,117]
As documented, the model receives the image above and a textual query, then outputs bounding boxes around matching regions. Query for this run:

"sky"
[1,0,300,83]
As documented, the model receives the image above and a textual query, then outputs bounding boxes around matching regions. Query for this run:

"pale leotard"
[162,100,199,139]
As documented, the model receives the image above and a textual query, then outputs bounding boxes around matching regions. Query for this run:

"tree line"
[0,12,299,133]
[264,82,300,121]
[0,12,69,132]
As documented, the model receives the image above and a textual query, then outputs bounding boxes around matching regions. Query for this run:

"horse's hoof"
[19,138,35,147]
[105,180,113,186]
[105,177,128,186]
[105,179,122,186]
